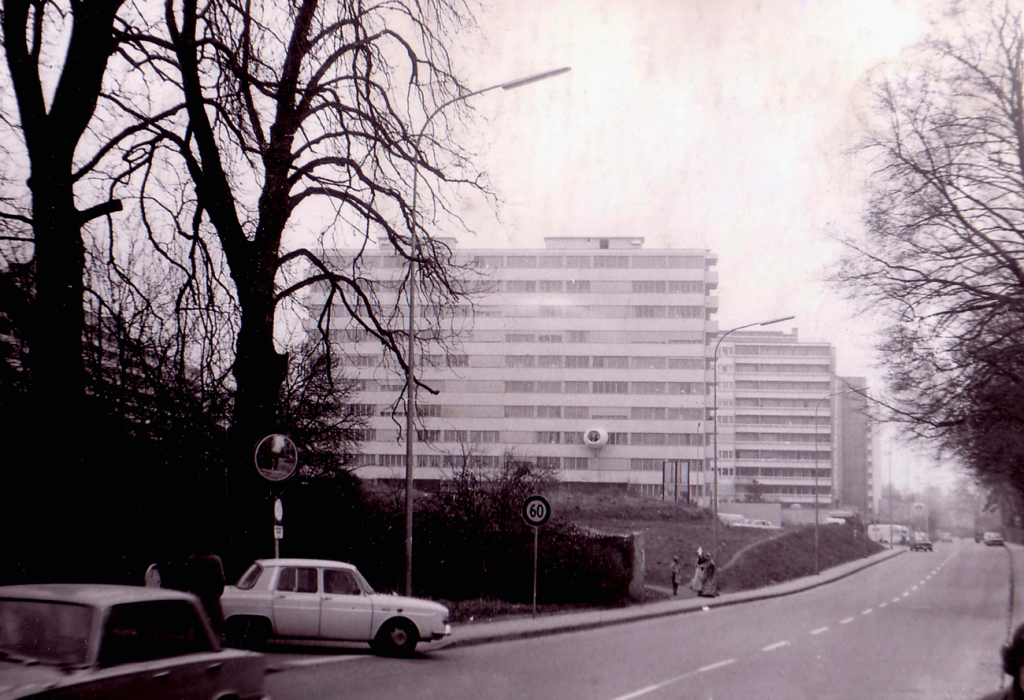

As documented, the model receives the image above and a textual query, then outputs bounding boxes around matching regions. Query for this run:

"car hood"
[0,663,68,699]
[367,593,447,615]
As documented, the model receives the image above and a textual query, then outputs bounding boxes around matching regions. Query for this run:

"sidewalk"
[430,547,905,650]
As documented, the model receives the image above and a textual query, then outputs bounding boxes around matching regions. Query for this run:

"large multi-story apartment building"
[323,236,719,497]
[712,330,837,507]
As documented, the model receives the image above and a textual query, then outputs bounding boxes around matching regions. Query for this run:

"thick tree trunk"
[227,276,289,564]
[29,167,86,416]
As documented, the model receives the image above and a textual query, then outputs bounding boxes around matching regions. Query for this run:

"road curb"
[435,548,905,650]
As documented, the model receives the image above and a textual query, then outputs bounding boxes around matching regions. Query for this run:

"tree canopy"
[833,0,1024,503]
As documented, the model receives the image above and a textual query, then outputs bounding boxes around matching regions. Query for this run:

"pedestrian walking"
[697,550,719,598]
[690,547,706,593]
[670,556,681,596]
[978,622,1024,699]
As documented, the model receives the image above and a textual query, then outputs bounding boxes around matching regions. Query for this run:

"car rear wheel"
[224,616,271,649]
[372,619,419,656]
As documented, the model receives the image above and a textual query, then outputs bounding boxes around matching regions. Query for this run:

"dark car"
[984,531,1005,546]
[911,532,933,552]
[0,584,267,699]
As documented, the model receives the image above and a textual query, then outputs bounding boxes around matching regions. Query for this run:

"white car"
[221,558,451,655]
[732,519,779,529]
[0,583,266,700]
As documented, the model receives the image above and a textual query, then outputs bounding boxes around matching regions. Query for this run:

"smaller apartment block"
[713,330,838,507]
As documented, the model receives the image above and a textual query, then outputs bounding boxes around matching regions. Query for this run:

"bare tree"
[110,0,489,553]
[1,0,129,416]
[832,0,1024,495]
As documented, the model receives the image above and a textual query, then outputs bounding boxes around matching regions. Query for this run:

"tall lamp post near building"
[711,315,794,559]
[403,67,570,597]
[813,382,865,574]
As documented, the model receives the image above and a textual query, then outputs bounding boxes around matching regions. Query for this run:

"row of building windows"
[500,406,706,420]
[502,280,706,294]
[504,381,705,395]
[468,305,712,320]
[536,431,704,446]
[469,254,709,270]
[734,381,832,393]
[734,450,832,461]
[735,467,832,478]
[414,430,502,444]
[734,433,832,444]
[505,355,706,370]
[336,328,707,346]
[734,364,832,375]
[733,345,831,357]
[354,454,730,472]
[734,415,830,426]
[735,397,837,408]
[740,485,831,495]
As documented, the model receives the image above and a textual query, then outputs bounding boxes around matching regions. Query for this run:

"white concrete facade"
[713,330,837,507]
[322,236,719,498]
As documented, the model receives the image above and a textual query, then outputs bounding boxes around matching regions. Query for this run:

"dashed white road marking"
[892,598,901,603]
[902,592,910,597]
[698,659,736,673]
[879,602,888,608]
[811,627,829,636]
[862,609,873,615]
[840,617,855,625]
[912,586,919,591]
[613,681,675,700]
[763,640,790,652]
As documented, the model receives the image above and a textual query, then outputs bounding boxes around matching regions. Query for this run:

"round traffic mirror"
[255,434,299,482]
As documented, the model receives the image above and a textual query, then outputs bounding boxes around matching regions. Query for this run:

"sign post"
[521,495,552,617]
[273,498,284,558]
[255,435,298,557]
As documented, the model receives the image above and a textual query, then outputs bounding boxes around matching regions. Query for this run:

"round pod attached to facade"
[583,427,609,453]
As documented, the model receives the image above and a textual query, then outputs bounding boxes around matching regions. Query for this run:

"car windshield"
[235,563,264,590]
[0,599,93,666]
[353,569,375,594]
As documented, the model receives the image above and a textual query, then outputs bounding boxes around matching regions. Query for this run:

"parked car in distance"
[940,532,953,542]
[221,558,451,656]
[718,513,747,527]
[0,583,267,700]
[983,531,1005,546]
[910,532,933,552]
[732,519,779,529]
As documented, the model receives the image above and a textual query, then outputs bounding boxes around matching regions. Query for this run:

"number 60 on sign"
[522,495,551,527]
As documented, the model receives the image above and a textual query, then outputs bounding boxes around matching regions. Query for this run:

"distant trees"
[833,0,1024,501]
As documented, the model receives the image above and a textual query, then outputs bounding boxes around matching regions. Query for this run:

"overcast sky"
[441,0,954,489]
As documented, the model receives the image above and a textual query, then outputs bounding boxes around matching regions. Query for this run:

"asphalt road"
[263,539,1014,700]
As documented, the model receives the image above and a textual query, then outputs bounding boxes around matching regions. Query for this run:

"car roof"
[255,558,356,569]
[0,583,196,607]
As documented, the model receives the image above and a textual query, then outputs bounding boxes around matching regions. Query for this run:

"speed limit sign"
[522,495,552,528]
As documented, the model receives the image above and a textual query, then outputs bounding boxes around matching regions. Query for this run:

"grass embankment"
[719,524,884,591]
[444,493,883,623]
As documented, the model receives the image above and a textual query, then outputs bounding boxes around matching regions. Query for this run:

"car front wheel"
[373,619,419,656]
[224,616,271,649]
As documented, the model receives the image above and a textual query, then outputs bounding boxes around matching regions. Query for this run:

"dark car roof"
[0,584,196,608]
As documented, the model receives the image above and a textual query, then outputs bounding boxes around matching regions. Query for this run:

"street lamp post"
[403,67,570,596]
[711,315,794,559]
